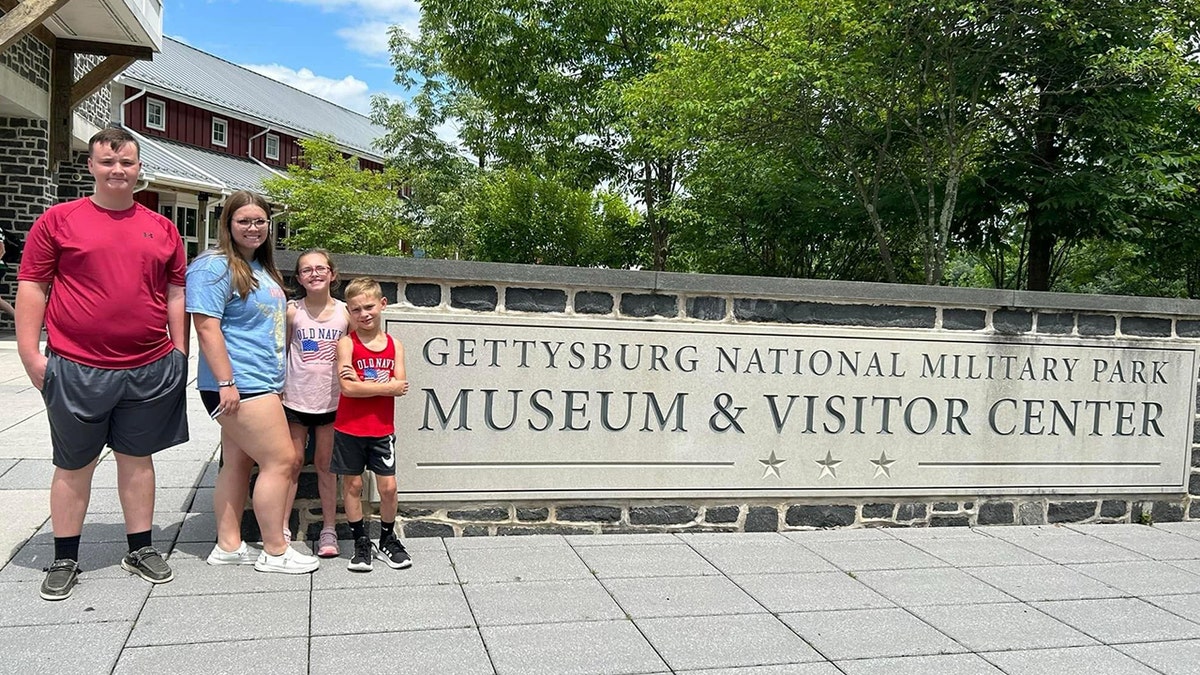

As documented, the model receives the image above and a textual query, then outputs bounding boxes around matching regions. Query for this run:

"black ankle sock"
[54,535,81,562]
[349,519,365,540]
[381,521,395,540]
[127,530,152,552]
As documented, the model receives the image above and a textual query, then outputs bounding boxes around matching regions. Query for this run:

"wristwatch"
[216,379,236,387]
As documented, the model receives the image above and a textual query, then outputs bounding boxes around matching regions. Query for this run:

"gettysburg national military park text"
[414,336,1174,439]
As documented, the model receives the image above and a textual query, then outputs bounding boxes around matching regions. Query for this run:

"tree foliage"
[262,137,411,255]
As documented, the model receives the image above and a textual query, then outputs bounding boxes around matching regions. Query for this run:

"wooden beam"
[49,45,72,169]
[0,0,55,47]
[57,38,153,59]
[0,0,69,53]
[71,54,135,106]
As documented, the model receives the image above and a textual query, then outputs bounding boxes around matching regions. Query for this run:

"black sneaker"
[40,559,79,601]
[348,535,373,572]
[376,534,412,569]
[121,546,174,584]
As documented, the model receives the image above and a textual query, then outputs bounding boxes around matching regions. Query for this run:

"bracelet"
[216,379,236,387]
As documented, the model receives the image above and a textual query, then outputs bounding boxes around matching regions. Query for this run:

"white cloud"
[278,0,420,53]
[245,64,373,113]
[336,21,395,57]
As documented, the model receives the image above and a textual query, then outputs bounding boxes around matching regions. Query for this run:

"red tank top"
[334,332,396,437]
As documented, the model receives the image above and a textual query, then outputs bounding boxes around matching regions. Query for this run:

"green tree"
[957,0,1200,290]
[262,137,411,255]
[450,167,643,267]
[407,0,677,269]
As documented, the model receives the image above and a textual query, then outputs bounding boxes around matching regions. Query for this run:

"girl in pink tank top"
[281,249,349,557]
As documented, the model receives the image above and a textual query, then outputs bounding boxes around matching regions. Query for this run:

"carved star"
[759,450,786,479]
[815,451,842,479]
[870,451,897,478]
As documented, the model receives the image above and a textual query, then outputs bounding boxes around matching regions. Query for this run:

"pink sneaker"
[317,527,339,558]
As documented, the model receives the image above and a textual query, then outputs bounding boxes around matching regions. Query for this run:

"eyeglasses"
[234,218,269,229]
[299,265,331,277]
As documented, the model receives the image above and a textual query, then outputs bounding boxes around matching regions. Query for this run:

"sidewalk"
[4,339,1200,674]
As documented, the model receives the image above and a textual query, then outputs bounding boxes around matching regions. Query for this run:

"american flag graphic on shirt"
[362,367,391,383]
[300,338,338,363]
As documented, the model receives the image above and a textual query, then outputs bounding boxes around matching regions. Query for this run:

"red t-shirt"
[334,332,397,437]
[18,197,186,369]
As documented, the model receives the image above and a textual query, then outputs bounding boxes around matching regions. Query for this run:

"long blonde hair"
[214,190,285,299]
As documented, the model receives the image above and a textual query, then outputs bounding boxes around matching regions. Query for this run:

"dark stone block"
[447,507,509,522]
[405,283,440,307]
[977,502,1014,525]
[463,525,489,536]
[785,301,937,328]
[785,505,856,528]
[506,287,567,313]
[403,521,454,538]
[397,507,435,519]
[496,525,597,536]
[557,505,621,523]
[930,515,970,527]
[1078,314,1116,336]
[1037,313,1075,334]
[574,291,613,314]
[862,503,894,519]
[705,506,740,524]
[295,472,319,500]
[1190,473,1200,496]
[963,502,975,510]
[745,506,779,532]
[1152,501,1185,523]
[896,503,927,521]
[377,281,398,303]
[450,285,498,311]
[1122,317,1171,337]
[943,309,985,330]
[620,293,677,318]
[993,310,1033,334]
[1100,500,1128,518]
[629,505,698,525]
[733,299,786,323]
[1191,501,1200,519]
[1193,447,1200,468]
[516,508,549,522]
[687,296,726,321]
[1178,320,1200,338]
[933,502,959,512]
[1048,501,1096,523]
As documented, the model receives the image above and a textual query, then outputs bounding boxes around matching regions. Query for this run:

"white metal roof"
[119,36,386,161]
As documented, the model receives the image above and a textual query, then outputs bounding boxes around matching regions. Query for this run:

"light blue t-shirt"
[185,252,287,393]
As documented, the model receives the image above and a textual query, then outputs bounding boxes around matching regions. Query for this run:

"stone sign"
[387,313,1197,500]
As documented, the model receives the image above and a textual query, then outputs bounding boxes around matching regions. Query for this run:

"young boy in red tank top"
[331,277,412,571]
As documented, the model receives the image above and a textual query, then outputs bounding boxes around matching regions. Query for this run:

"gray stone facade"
[73,54,113,130]
[0,9,50,92]
[275,252,1200,538]
[0,118,53,331]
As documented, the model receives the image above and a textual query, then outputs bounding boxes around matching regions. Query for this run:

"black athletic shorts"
[42,349,188,470]
[331,431,396,476]
[284,406,337,428]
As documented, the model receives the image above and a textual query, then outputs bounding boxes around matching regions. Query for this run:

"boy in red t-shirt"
[332,277,411,571]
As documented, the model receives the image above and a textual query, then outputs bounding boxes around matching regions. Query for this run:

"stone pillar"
[0,117,54,331]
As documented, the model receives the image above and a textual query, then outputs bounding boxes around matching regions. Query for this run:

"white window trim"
[264,133,280,160]
[211,117,228,147]
[145,98,166,131]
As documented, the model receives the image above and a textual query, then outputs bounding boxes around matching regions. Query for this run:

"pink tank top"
[282,298,348,414]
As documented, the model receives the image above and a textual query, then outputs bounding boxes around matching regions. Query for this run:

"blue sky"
[163,0,419,115]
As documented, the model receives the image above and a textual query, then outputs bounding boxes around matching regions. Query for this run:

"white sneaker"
[254,546,320,574]
[206,541,259,566]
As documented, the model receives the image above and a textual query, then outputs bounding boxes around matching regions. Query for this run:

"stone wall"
[272,252,1200,539]
[73,55,112,130]
[0,9,50,92]
[0,118,53,331]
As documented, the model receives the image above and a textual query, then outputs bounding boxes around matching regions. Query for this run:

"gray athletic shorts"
[42,349,189,470]
[331,431,396,476]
